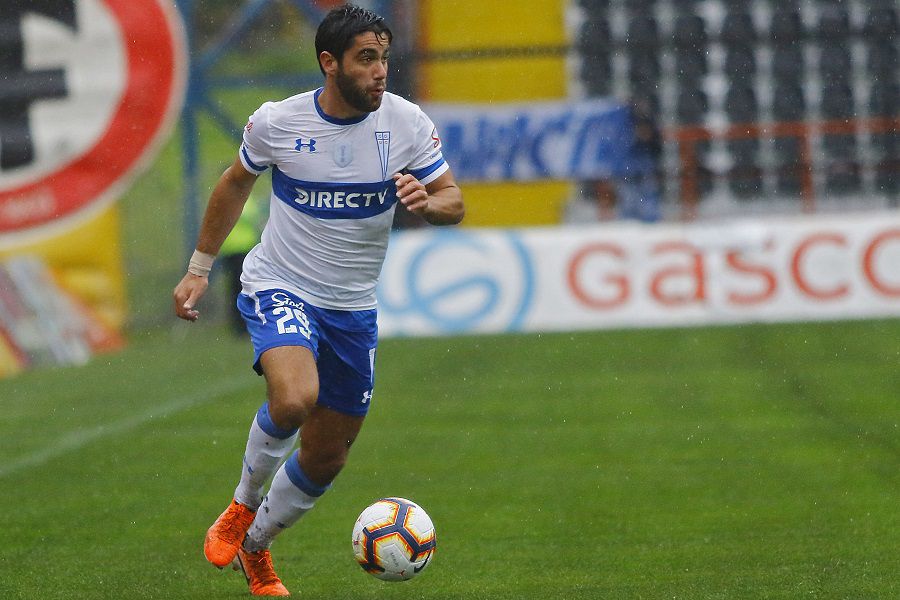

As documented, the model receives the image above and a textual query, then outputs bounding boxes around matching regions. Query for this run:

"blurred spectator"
[219,190,266,334]
[563,179,618,223]
[617,97,662,222]
[563,98,662,224]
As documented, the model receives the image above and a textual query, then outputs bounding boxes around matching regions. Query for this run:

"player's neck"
[317,84,367,121]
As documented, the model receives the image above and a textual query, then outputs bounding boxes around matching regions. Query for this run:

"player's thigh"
[238,289,321,375]
[315,308,378,416]
[259,345,319,422]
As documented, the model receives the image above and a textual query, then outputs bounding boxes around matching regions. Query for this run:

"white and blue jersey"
[238,88,449,310]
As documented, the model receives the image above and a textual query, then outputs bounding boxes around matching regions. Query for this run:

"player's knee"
[267,379,318,429]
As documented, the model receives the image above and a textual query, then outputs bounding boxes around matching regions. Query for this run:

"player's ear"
[320,51,338,76]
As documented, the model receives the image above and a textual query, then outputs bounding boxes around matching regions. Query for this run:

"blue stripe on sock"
[255,402,299,440]
[284,450,330,497]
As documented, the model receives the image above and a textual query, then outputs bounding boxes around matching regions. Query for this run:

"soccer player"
[172,4,464,596]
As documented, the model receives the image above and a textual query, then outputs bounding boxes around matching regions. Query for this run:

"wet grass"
[0,319,898,599]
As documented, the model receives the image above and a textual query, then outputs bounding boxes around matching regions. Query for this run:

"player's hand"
[393,173,428,216]
[173,273,209,322]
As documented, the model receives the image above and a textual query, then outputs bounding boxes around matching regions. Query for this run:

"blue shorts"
[237,289,378,416]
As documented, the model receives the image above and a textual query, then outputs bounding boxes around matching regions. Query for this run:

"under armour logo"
[361,390,372,404]
[295,138,317,152]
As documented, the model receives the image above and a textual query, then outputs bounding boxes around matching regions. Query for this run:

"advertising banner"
[0,0,187,375]
[0,0,186,245]
[377,213,900,337]
[425,98,635,183]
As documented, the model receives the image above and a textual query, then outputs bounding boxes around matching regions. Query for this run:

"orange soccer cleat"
[236,547,290,596]
[204,499,256,568]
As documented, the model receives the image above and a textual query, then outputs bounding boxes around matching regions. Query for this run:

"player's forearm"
[422,184,465,226]
[194,167,256,256]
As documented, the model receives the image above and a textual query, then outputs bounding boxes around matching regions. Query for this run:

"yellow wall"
[419,0,571,227]
[0,206,128,331]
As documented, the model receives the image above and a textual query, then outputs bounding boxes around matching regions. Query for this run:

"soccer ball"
[351,497,436,581]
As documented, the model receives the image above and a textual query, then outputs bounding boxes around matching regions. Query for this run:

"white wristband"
[187,250,216,277]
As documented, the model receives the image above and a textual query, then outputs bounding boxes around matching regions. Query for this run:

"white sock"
[243,449,330,552]
[233,403,299,510]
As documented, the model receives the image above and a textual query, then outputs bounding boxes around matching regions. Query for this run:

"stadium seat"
[674,48,708,82]
[773,140,806,195]
[816,5,852,40]
[770,9,805,46]
[725,84,758,123]
[774,137,802,163]
[771,82,806,121]
[625,16,660,48]
[824,159,862,194]
[729,166,764,197]
[863,7,899,39]
[871,132,899,160]
[628,50,661,85]
[875,160,900,194]
[820,81,855,119]
[670,0,701,13]
[580,56,613,96]
[676,87,708,124]
[578,0,611,13]
[642,91,662,117]
[867,44,899,79]
[728,138,760,162]
[774,167,804,196]
[582,77,613,98]
[771,45,805,83]
[869,81,899,117]
[577,17,612,55]
[822,133,857,158]
[724,46,757,81]
[869,81,898,160]
[819,44,854,86]
[673,14,707,49]
[726,138,764,197]
[720,11,757,47]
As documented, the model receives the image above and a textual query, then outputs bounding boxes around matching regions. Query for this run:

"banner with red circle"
[0,0,186,242]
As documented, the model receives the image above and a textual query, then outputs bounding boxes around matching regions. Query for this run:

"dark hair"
[315,4,393,75]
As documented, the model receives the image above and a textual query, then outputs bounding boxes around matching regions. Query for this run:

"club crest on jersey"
[333,142,353,167]
[375,131,391,181]
[295,138,317,152]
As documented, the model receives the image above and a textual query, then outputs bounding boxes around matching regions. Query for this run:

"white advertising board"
[377,212,900,337]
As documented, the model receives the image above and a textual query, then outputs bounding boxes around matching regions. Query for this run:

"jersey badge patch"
[333,142,353,167]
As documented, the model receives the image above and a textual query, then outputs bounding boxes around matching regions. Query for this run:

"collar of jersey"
[313,88,371,125]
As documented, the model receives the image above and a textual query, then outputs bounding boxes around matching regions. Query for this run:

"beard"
[336,68,384,114]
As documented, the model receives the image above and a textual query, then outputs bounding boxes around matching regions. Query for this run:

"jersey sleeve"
[238,102,276,175]
[406,108,450,185]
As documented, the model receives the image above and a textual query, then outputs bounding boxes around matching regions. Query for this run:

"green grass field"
[1,319,898,599]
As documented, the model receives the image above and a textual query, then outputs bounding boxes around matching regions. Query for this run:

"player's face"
[336,31,390,114]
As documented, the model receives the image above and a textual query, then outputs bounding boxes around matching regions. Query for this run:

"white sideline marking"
[0,376,256,479]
